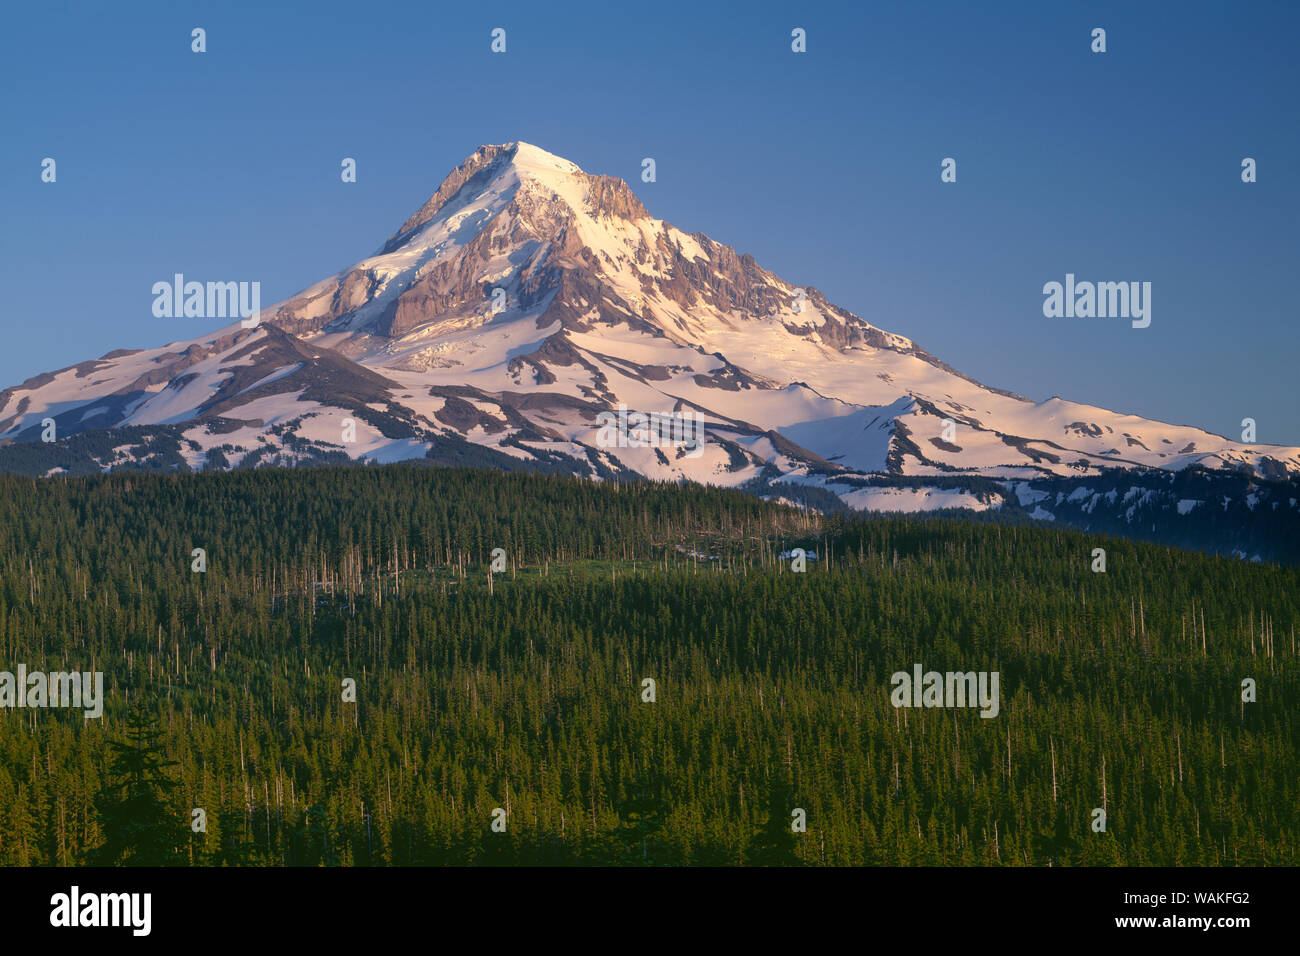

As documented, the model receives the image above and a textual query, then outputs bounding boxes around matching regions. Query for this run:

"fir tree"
[86,703,186,866]
[746,775,802,866]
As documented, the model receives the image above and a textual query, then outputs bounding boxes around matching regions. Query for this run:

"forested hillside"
[0,466,1295,865]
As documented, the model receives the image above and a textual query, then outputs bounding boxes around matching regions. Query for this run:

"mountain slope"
[2,141,1297,556]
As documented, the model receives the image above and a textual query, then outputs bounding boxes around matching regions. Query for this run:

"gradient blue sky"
[2,0,1297,443]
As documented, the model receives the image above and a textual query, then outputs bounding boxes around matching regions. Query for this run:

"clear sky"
[2,0,1296,444]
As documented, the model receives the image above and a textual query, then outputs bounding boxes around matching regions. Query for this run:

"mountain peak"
[504,141,584,177]
[382,142,594,254]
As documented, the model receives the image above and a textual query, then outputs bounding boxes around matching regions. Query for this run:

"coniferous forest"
[0,465,1295,866]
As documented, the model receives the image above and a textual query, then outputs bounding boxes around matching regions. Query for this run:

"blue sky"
[2,0,1297,443]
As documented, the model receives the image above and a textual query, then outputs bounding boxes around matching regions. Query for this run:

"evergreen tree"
[86,703,186,866]
[613,772,671,865]
[746,776,802,866]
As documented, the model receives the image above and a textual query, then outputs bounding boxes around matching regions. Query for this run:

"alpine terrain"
[3,143,1297,558]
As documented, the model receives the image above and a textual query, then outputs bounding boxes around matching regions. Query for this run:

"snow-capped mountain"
[3,142,1298,556]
